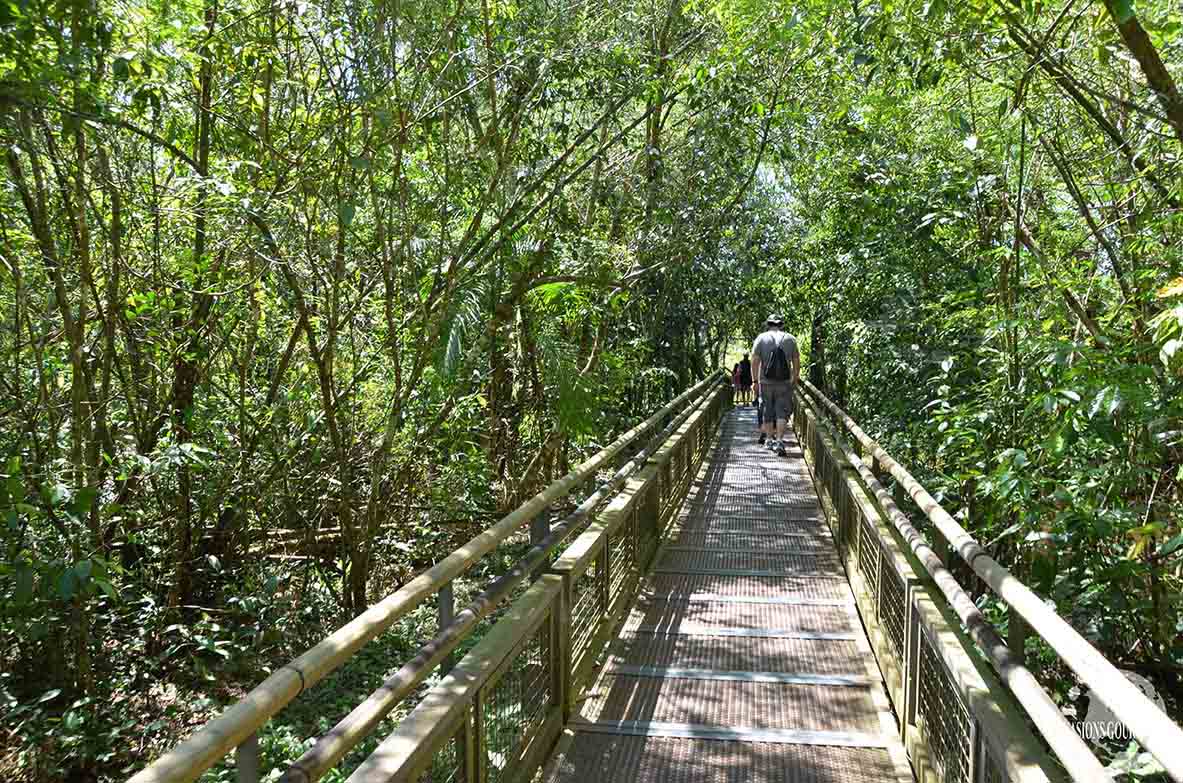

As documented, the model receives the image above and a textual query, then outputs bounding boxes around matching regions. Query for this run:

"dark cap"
[766,313,784,326]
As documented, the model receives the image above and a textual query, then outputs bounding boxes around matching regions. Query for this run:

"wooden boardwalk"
[543,405,915,783]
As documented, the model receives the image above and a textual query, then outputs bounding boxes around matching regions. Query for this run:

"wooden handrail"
[347,575,564,783]
[341,374,728,783]
[278,381,723,782]
[797,388,1102,781]
[802,380,1183,781]
[126,374,721,783]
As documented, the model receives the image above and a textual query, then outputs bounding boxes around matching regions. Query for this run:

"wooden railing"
[127,374,727,783]
[342,377,731,782]
[795,381,1183,783]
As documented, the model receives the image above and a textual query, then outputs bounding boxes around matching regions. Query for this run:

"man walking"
[751,314,800,457]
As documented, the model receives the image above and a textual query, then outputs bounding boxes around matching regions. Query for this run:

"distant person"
[737,356,753,405]
[751,314,800,457]
[731,363,742,401]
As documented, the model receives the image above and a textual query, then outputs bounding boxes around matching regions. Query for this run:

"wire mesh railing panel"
[607,526,635,610]
[415,718,467,783]
[878,556,907,660]
[826,450,843,511]
[480,622,553,783]
[917,628,974,783]
[627,503,640,570]
[857,519,881,609]
[569,554,605,672]
[838,479,857,557]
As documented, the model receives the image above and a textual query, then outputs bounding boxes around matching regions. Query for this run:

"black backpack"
[764,334,792,381]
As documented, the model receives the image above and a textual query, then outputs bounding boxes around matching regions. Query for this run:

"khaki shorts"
[761,382,794,424]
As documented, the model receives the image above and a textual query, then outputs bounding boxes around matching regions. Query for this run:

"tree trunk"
[1101,0,1183,146]
[168,0,217,609]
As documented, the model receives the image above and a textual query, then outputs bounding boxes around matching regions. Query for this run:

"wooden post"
[471,690,486,783]
[932,525,952,567]
[1009,610,1029,667]
[237,733,259,783]
[438,583,455,674]
[530,511,550,581]
[555,576,573,722]
[462,706,476,783]
[865,443,883,483]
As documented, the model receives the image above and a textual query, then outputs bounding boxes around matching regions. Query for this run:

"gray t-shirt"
[751,329,799,382]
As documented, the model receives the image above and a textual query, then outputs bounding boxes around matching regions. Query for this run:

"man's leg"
[775,387,787,441]
[770,383,790,456]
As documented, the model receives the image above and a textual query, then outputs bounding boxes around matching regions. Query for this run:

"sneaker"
[777,443,788,457]
[767,438,779,452]
[758,433,766,445]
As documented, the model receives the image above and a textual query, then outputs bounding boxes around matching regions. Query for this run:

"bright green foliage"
[2,0,1182,778]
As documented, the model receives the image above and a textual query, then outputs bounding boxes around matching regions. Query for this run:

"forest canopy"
[2,0,1182,778]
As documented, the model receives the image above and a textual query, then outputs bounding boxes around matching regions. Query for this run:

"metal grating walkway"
[542,406,915,783]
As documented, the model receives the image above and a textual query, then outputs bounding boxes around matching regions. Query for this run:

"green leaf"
[66,487,97,522]
[1157,277,1183,298]
[47,482,69,507]
[1160,338,1181,369]
[1158,533,1183,558]
[339,202,356,226]
[57,568,80,600]
[37,689,62,704]
[93,578,118,601]
[1110,0,1136,25]
[531,281,575,303]
[14,564,33,604]
[1048,424,1073,456]
[74,559,93,585]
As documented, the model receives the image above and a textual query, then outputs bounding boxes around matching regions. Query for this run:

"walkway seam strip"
[568,719,889,748]
[606,664,872,686]
[669,530,824,538]
[652,567,849,579]
[629,624,857,640]
[663,546,835,556]
[641,592,853,606]
[677,514,827,522]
